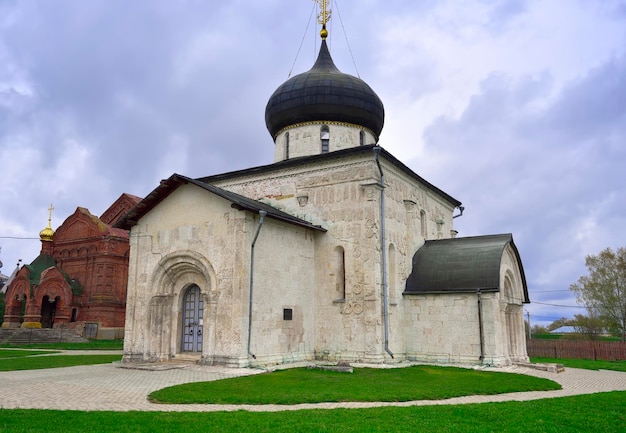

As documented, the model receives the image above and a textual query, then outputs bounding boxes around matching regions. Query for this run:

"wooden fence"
[526,339,626,361]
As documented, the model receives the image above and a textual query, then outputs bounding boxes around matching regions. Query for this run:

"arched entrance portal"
[181,285,203,353]
[503,273,526,362]
[41,295,57,328]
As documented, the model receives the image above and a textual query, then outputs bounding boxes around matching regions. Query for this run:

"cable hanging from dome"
[288,2,316,78]
[333,0,360,78]
[289,1,360,79]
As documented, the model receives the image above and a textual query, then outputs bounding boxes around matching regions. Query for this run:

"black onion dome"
[265,40,385,140]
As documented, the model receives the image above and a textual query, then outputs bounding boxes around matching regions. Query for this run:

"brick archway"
[33,268,73,326]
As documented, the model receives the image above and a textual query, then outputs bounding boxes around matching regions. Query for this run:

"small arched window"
[285,132,290,160]
[388,244,396,304]
[320,125,330,153]
[420,210,427,238]
[332,246,346,300]
[359,130,365,146]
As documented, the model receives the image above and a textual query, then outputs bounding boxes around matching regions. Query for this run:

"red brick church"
[2,194,140,339]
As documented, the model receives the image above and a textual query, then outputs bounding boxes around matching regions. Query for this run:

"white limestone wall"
[244,216,317,366]
[300,161,384,363]
[274,123,377,162]
[214,157,386,362]
[399,246,529,367]
[122,183,319,367]
[212,153,460,363]
[478,293,501,365]
[497,244,529,364]
[479,246,529,366]
[123,184,248,364]
[122,148,525,368]
[378,161,458,359]
[401,294,484,364]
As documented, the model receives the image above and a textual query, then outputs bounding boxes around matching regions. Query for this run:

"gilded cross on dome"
[315,0,331,39]
[48,203,54,223]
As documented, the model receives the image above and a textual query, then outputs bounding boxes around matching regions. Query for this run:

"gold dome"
[39,225,54,242]
[39,204,55,242]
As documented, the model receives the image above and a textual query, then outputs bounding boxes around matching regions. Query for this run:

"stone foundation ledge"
[307,361,354,373]
[514,361,565,373]
[21,322,43,329]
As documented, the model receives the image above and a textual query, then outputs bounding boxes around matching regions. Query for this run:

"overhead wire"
[531,301,586,309]
[0,236,39,240]
[288,2,316,78]
[333,0,360,78]
[531,289,571,293]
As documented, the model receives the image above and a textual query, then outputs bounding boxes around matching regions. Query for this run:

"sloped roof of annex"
[404,233,529,302]
[114,173,327,233]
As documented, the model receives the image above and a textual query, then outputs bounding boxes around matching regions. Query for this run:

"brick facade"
[2,194,140,337]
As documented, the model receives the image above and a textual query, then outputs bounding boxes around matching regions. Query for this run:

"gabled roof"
[404,234,529,302]
[55,207,130,242]
[198,145,461,208]
[100,193,142,226]
[114,174,326,232]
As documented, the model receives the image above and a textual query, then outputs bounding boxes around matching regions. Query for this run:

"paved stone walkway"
[1,352,625,412]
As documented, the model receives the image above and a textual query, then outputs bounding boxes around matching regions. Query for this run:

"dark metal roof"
[22,254,82,294]
[25,254,56,286]
[198,145,462,208]
[403,234,529,302]
[114,174,326,233]
[265,40,385,140]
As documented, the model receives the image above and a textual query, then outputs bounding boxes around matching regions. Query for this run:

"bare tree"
[530,324,549,337]
[570,247,626,342]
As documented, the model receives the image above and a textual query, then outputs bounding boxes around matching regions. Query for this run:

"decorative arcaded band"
[274,121,376,140]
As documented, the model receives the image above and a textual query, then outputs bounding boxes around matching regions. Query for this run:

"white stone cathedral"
[116,18,529,368]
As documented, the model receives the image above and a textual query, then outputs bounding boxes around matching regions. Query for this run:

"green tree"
[570,313,605,340]
[547,317,572,332]
[570,247,626,342]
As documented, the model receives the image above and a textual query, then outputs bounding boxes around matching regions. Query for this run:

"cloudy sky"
[1,0,624,327]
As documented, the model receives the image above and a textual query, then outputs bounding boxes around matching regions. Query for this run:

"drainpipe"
[247,210,267,360]
[477,289,485,363]
[373,147,394,359]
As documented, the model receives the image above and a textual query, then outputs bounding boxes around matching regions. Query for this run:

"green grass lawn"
[531,357,626,372]
[0,349,60,358]
[532,334,622,341]
[0,354,623,432]
[1,391,624,433]
[531,333,564,340]
[0,354,121,371]
[0,339,123,350]
[149,365,561,404]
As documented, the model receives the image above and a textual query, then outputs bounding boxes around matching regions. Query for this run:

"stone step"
[0,328,88,345]
[171,353,202,363]
[514,361,565,373]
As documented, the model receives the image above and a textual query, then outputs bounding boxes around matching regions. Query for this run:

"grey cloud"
[420,53,626,324]
[1,1,624,328]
